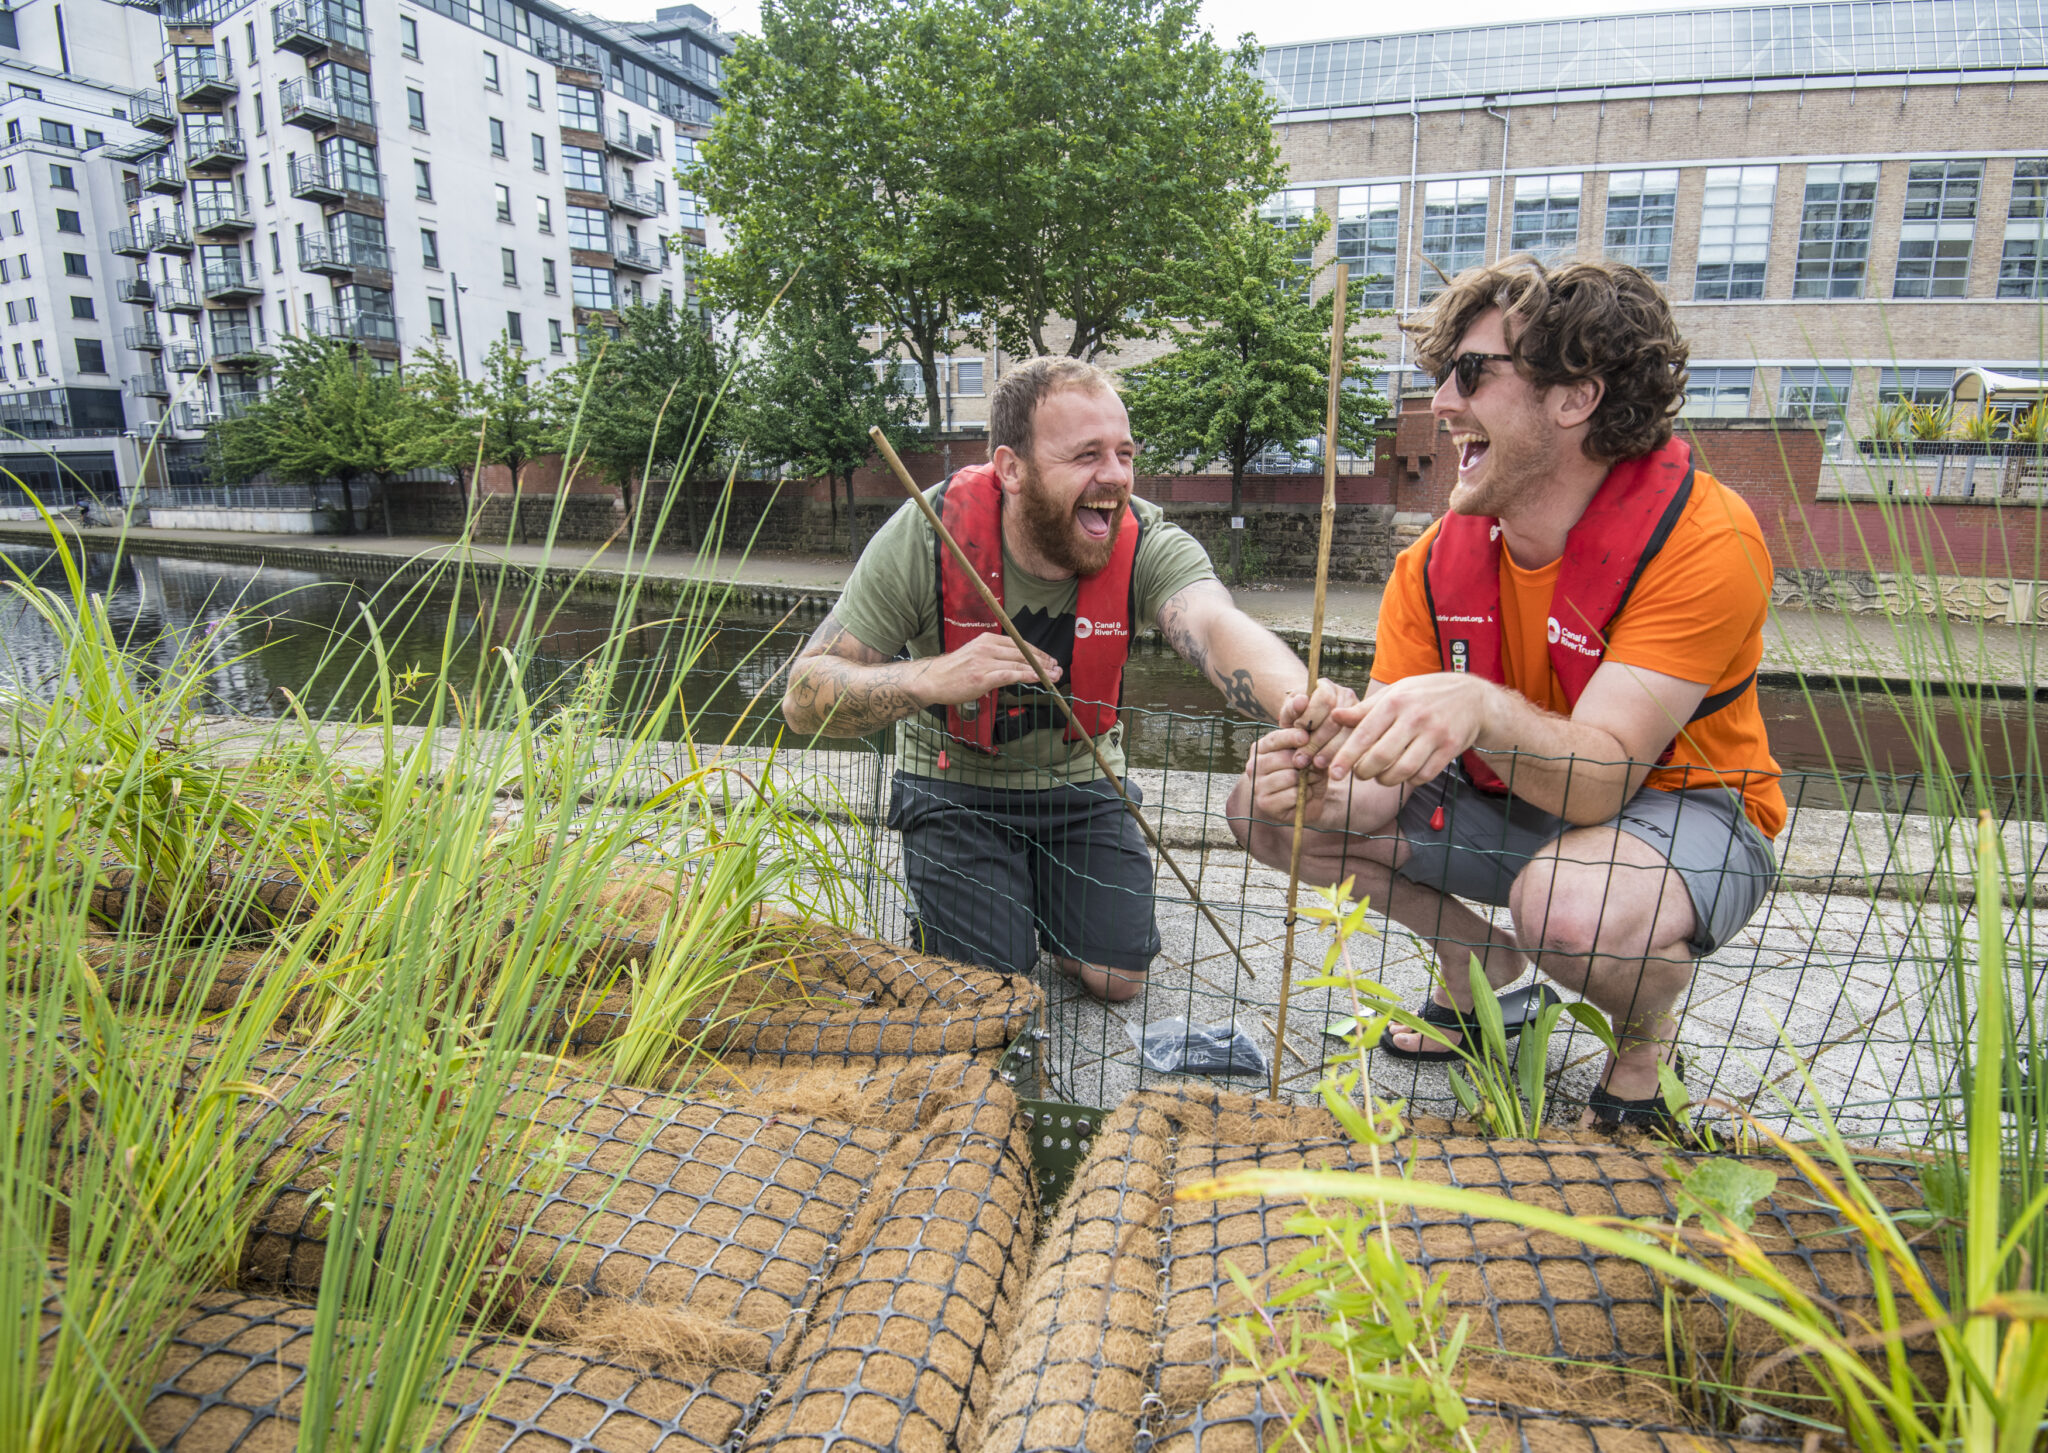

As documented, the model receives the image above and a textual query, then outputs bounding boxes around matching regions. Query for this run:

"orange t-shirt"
[1371,467,1786,838]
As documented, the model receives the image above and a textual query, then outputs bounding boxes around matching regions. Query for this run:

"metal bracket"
[1018,1100,1102,1207]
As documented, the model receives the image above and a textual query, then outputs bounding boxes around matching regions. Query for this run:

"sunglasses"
[1436,351,1515,397]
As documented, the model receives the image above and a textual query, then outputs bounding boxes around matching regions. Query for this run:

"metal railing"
[173,50,235,101]
[272,0,368,54]
[287,156,380,203]
[201,260,259,298]
[110,223,152,255]
[127,369,171,398]
[183,129,247,168]
[309,306,400,345]
[129,87,177,132]
[209,324,268,361]
[608,117,658,159]
[155,280,202,311]
[118,275,156,305]
[613,237,664,272]
[149,217,193,252]
[166,343,204,373]
[297,233,390,275]
[193,199,252,233]
[139,153,184,194]
[124,322,166,351]
[609,180,661,217]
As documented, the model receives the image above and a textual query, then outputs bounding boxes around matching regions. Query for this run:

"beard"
[1446,400,1562,520]
[1016,457,1127,576]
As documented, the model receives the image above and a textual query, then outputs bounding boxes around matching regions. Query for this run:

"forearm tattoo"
[1158,581,1281,723]
[783,619,926,737]
[1156,590,1211,679]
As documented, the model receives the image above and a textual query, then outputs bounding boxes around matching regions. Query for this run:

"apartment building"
[1258,0,2048,438]
[0,0,726,499]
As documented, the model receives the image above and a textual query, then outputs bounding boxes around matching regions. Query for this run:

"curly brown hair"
[1406,258,1689,462]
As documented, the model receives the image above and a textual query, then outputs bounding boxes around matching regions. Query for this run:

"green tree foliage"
[470,338,558,546]
[1120,211,1386,584]
[558,300,731,545]
[741,276,918,555]
[207,336,413,535]
[391,343,483,528]
[699,0,1278,422]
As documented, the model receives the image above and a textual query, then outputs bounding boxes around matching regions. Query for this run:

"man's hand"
[1273,678,1360,768]
[1321,673,1495,786]
[911,633,1060,709]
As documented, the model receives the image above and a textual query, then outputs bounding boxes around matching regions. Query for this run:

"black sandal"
[1587,1051,1690,1135]
[1377,983,1563,1062]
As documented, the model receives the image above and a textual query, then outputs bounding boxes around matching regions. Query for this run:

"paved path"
[2,519,2039,689]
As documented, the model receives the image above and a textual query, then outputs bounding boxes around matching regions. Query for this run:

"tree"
[391,343,484,534]
[470,338,557,546]
[207,335,412,536]
[557,299,732,546]
[1120,211,1387,584]
[740,273,919,555]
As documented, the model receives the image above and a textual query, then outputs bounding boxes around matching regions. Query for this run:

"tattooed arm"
[1154,579,1314,723]
[781,610,1062,738]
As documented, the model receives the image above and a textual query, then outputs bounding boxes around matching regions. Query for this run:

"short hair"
[1406,258,1689,462]
[988,356,1118,460]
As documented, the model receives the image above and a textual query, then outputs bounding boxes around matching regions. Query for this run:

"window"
[4,124,18,146]
[3,302,13,323]
[31,339,46,374]
[8,212,19,236]
[495,184,512,221]
[568,205,609,251]
[414,160,433,199]
[1258,187,1318,267]
[1682,367,1753,418]
[1693,166,1777,300]
[483,52,500,90]
[1,260,11,283]
[62,253,87,277]
[2,168,12,191]
[21,296,32,319]
[502,247,518,284]
[1777,365,1851,426]
[311,61,374,126]
[655,178,666,213]
[1335,184,1399,308]
[69,295,94,319]
[1894,160,1981,298]
[8,85,39,100]
[542,257,557,292]
[407,88,426,130]
[505,311,522,344]
[253,94,265,134]
[572,264,615,310]
[535,197,553,233]
[526,71,542,108]
[74,338,105,374]
[269,232,282,271]
[262,163,273,204]
[1999,159,2048,299]
[55,208,80,234]
[954,359,985,395]
[427,295,447,336]
[564,145,604,193]
[532,133,546,170]
[1794,163,1879,298]
[245,20,257,64]
[1875,368,1953,412]
[400,15,419,57]
[1421,179,1489,299]
[548,317,563,353]
[558,84,601,130]
[10,345,21,376]
[417,228,438,268]
[40,119,74,147]
[1511,174,1580,262]
[1603,169,1677,280]
[48,163,75,190]
[489,118,506,157]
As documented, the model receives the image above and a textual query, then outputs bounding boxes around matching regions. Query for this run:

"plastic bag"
[1126,1016,1269,1078]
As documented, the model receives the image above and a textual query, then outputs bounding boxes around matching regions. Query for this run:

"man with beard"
[784,357,1313,1002]
[1231,260,1782,1131]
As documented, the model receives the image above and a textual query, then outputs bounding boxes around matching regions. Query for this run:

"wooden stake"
[869,426,1259,986]
[1270,262,1346,1101]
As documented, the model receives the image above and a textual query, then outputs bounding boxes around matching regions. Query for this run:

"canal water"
[2,544,2039,792]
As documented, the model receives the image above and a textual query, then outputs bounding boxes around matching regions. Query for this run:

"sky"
[595,0,1718,47]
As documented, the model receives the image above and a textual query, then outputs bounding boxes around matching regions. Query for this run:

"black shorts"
[885,770,1161,978]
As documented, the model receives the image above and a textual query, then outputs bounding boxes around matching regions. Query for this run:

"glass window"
[48,163,75,190]
[1794,163,1879,298]
[527,71,542,108]
[1603,170,1677,280]
[252,96,264,135]
[1877,367,1954,408]
[1694,166,1776,300]
[62,253,87,277]
[549,317,563,353]
[55,208,80,234]
[1421,178,1489,299]
[421,228,439,267]
[1998,159,2048,300]
[532,133,546,170]
[1510,174,1580,263]
[564,146,604,193]
[954,359,984,395]
[572,264,614,310]
[319,136,379,198]
[1682,366,1753,417]
[1777,365,1851,424]
[1258,188,1319,283]
[495,184,512,221]
[558,84,601,131]
[502,248,518,284]
[1336,183,1400,308]
[428,295,447,336]
[40,119,74,147]
[400,15,419,58]
[311,62,374,127]
[407,89,426,129]
[74,339,104,374]
[489,118,506,157]
[568,205,610,251]
[483,53,500,90]
[542,257,557,292]
[1894,160,1981,298]
[32,340,46,374]
[414,160,432,199]
[69,295,94,319]
[506,311,522,344]
[536,197,552,232]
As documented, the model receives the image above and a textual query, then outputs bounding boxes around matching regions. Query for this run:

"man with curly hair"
[1231,259,1783,1131]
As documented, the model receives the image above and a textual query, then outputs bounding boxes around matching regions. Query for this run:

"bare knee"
[1068,957,1146,1003]
[1509,859,1607,966]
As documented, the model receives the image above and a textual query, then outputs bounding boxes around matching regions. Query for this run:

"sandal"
[1587,1051,1690,1135]
[1377,983,1563,1063]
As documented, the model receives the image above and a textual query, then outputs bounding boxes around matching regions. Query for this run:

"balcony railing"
[310,306,400,346]
[201,261,261,301]
[613,238,663,273]
[279,76,374,130]
[156,281,202,312]
[173,402,215,431]
[193,199,254,235]
[609,180,661,217]
[297,234,391,280]
[174,51,236,105]
[106,136,170,163]
[149,217,193,253]
[184,130,247,170]
[128,370,171,399]
[209,325,270,364]
[110,223,152,257]
[272,0,368,55]
[166,343,204,373]
[124,322,167,351]
[287,156,379,204]
[118,275,156,305]
[129,87,177,133]
[140,154,184,195]
[606,117,659,160]
[217,392,261,420]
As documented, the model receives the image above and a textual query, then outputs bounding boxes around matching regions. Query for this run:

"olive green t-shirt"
[834,486,1215,787]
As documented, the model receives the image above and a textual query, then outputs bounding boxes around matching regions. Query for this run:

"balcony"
[166,343,204,373]
[613,237,663,273]
[209,325,269,366]
[118,275,156,305]
[297,234,390,285]
[106,136,171,163]
[149,217,194,254]
[193,199,254,236]
[157,281,203,313]
[310,305,400,347]
[125,322,167,351]
[287,155,343,203]
[140,154,184,196]
[217,392,260,420]
[272,0,368,56]
[174,51,237,106]
[128,369,171,399]
[606,117,659,160]
[184,131,247,172]
[201,261,261,302]
[279,76,374,131]
[110,223,152,258]
[609,180,661,218]
[130,87,178,134]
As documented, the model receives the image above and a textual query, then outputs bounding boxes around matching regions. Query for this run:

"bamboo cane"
[1269,262,1347,1100]
[869,425,1259,986]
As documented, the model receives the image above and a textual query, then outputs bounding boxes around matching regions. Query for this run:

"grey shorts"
[886,771,1160,978]
[1393,767,1778,955]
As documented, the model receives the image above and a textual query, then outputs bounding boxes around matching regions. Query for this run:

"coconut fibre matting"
[133,1051,1037,1452]
[975,1087,1932,1453]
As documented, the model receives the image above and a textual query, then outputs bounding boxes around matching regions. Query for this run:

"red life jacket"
[933,463,1140,754]
[1422,436,1754,793]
